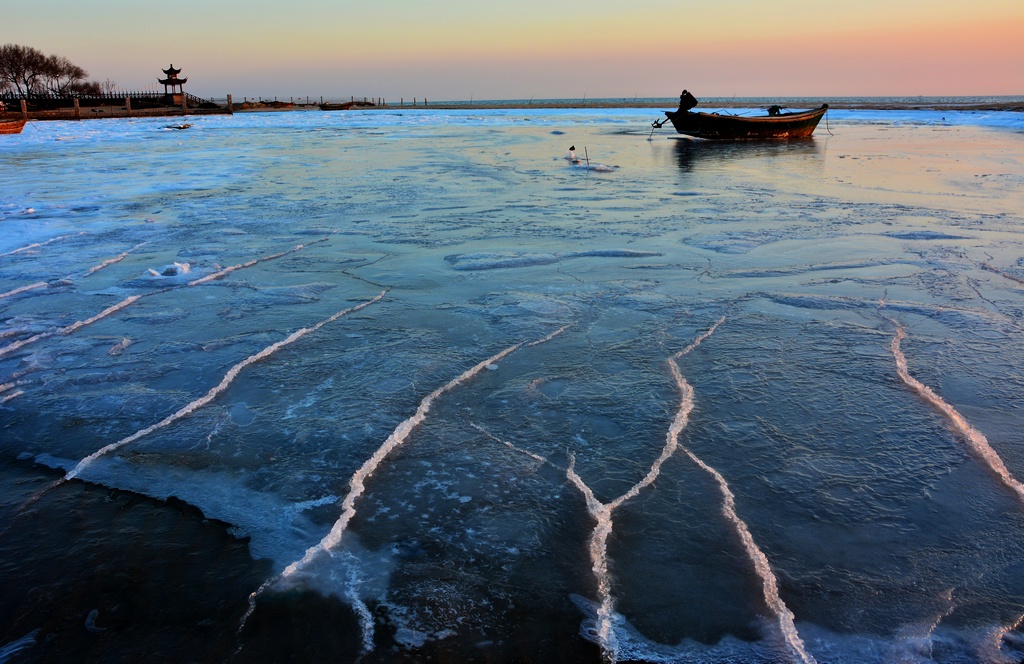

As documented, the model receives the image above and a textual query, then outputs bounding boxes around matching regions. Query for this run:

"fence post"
[227,94,233,114]
[181,92,187,115]
[21,99,28,118]
[125,96,131,116]
[74,98,81,120]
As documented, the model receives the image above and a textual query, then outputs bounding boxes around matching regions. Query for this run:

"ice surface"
[2,107,1024,662]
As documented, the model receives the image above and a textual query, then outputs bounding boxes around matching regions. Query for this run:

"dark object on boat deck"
[0,118,27,135]
[678,89,698,112]
[654,92,828,140]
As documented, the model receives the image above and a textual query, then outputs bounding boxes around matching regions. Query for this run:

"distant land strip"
[409,100,1024,112]
[245,98,1024,112]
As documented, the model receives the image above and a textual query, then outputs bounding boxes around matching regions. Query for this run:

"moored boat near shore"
[0,118,27,135]
[654,90,828,140]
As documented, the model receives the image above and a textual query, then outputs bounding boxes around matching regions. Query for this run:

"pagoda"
[158,64,188,103]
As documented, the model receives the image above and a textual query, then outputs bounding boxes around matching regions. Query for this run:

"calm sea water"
[2,105,1024,663]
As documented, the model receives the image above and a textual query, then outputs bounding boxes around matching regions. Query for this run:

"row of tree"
[0,44,109,97]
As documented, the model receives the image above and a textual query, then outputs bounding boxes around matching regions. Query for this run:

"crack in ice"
[64,289,389,481]
[565,317,737,663]
[890,322,1024,503]
[239,324,571,654]
[0,239,331,360]
[0,232,86,259]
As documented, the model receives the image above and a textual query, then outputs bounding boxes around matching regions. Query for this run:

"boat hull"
[664,105,828,140]
[0,119,27,135]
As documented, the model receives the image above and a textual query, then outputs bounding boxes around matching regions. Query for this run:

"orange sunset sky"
[6,0,1023,99]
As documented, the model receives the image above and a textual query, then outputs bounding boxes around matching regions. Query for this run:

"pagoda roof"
[158,77,188,86]
[162,65,182,76]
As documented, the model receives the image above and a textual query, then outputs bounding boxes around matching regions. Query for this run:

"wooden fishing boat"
[654,91,828,140]
[0,119,27,135]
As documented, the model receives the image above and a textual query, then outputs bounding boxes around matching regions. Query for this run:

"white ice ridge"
[471,423,552,467]
[0,243,145,299]
[186,238,328,286]
[981,261,1024,286]
[528,322,573,347]
[281,324,571,581]
[565,317,732,664]
[892,589,954,661]
[0,381,27,403]
[0,282,48,299]
[672,388,816,664]
[890,323,1024,503]
[0,295,143,358]
[253,325,569,653]
[0,232,86,259]
[665,317,814,664]
[565,455,621,662]
[82,242,147,277]
[981,610,1024,662]
[64,289,388,481]
[0,239,330,359]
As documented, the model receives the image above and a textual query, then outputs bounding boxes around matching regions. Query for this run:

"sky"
[5,0,1024,100]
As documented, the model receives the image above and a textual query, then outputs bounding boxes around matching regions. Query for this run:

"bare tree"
[73,80,102,96]
[40,55,89,95]
[0,44,47,96]
[1,44,101,97]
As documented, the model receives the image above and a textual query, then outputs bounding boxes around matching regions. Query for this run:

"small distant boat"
[654,90,828,140]
[0,119,27,135]
[319,101,376,111]
[163,123,192,130]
